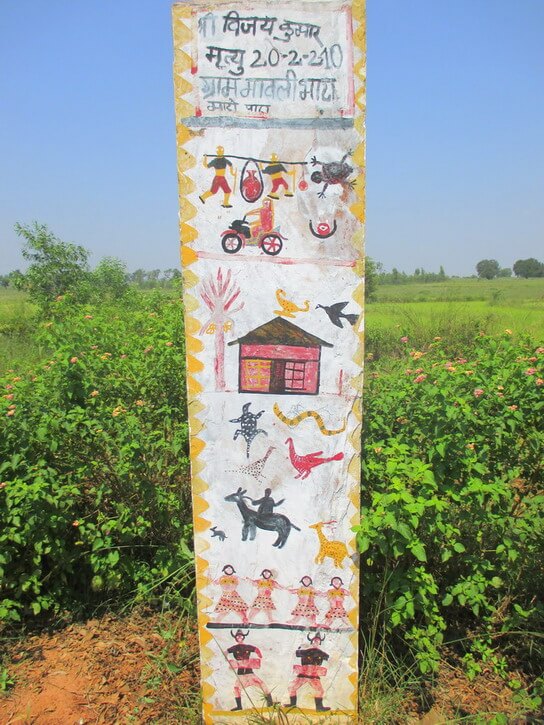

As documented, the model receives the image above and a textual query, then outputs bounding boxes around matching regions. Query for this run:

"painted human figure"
[247,569,281,623]
[227,629,273,711]
[287,576,322,627]
[322,576,351,628]
[212,565,249,623]
[284,632,330,712]
[262,153,294,200]
[250,488,284,515]
[199,146,236,207]
[245,198,274,238]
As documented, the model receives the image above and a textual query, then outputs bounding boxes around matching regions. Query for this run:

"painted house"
[228,318,333,395]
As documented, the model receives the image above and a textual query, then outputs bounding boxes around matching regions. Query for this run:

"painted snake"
[273,403,346,436]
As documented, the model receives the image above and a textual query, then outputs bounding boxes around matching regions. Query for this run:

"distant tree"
[476,259,500,280]
[438,265,446,280]
[513,258,544,278]
[0,275,9,288]
[497,267,512,278]
[91,257,130,300]
[365,256,379,301]
[15,222,90,307]
[8,270,25,289]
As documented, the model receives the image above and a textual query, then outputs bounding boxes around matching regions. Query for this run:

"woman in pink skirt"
[287,576,323,627]
[212,565,249,624]
[322,576,351,628]
[247,569,281,623]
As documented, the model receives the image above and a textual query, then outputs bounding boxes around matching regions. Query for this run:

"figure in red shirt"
[227,629,273,711]
[284,632,330,712]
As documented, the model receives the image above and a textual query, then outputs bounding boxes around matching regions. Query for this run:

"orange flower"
[84,314,93,319]
[112,406,126,417]
[414,374,427,383]
[504,329,512,335]
[466,443,475,450]
[143,346,153,354]
[4,394,14,401]
[90,390,99,397]
[536,378,544,387]
[473,388,484,398]
[12,377,21,382]
[72,520,80,527]
[0,482,7,489]
[165,341,174,347]
[135,399,145,407]
[70,357,78,364]
[6,410,15,417]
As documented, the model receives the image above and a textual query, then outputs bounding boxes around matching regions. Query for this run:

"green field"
[366,277,544,358]
[1,278,543,372]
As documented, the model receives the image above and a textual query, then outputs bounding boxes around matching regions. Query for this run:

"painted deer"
[285,438,344,479]
[309,521,349,568]
[225,487,300,549]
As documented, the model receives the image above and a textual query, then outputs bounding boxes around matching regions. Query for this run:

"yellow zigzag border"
[173,1,365,721]
[172,6,216,724]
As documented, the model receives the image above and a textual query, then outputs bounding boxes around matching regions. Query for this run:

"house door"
[269,360,286,393]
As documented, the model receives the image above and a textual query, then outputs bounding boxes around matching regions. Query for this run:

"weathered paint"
[173,0,365,721]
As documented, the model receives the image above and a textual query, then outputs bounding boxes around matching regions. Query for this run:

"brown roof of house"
[228,317,333,348]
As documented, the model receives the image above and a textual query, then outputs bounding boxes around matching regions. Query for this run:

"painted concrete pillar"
[172,1,365,720]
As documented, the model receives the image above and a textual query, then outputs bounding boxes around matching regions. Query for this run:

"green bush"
[0,289,192,621]
[356,333,544,678]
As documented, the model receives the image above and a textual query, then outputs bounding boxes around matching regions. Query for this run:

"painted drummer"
[246,569,281,624]
[199,146,236,208]
[286,575,322,627]
[227,629,274,711]
[262,153,294,199]
[322,576,351,628]
[284,632,330,712]
[212,564,249,624]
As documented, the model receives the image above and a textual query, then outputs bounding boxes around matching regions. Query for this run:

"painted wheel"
[221,233,243,254]
[261,234,283,256]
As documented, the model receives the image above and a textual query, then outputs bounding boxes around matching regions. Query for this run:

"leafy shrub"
[0,289,192,621]
[356,333,544,678]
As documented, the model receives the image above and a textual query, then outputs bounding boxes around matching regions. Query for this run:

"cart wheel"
[261,234,283,256]
[221,234,243,254]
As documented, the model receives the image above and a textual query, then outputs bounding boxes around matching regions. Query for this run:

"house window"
[284,361,306,390]
[242,359,271,390]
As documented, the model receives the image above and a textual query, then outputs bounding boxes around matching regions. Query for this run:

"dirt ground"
[0,611,535,724]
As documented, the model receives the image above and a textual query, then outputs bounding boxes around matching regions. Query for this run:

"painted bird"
[285,438,344,480]
[316,302,359,329]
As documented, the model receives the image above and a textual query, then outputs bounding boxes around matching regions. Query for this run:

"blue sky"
[1,0,543,276]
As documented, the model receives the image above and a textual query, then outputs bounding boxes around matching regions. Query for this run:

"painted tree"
[199,268,244,391]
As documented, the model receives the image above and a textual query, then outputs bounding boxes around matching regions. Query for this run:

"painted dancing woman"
[212,565,249,624]
[246,569,281,623]
[286,575,323,627]
[322,576,351,628]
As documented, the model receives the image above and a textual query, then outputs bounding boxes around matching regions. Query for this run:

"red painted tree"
[199,268,244,391]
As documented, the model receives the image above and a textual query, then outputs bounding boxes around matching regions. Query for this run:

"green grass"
[2,279,543,373]
[366,278,544,359]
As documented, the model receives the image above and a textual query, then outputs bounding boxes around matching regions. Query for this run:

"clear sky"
[1,0,543,276]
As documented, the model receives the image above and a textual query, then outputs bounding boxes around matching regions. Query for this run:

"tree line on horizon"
[1,224,543,303]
